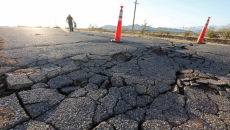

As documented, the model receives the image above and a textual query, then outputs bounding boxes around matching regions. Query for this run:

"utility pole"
[132,0,139,32]
[54,16,57,27]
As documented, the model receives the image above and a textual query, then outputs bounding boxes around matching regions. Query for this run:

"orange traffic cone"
[111,6,123,43]
[197,17,210,44]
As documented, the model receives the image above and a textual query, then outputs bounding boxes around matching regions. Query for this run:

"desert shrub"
[132,28,137,34]
[122,27,129,31]
[207,25,217,38]
[218,24,230,39]
[53,26,61,29]
[88,24,98,29]
[141,20,148,34]
[183,31,191,36]
[157,30,164,35]
[165,31,171,35]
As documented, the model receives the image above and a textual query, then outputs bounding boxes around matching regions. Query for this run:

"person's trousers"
[68,22,73,32]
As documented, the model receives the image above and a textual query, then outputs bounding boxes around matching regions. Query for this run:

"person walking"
[66,14,74,32]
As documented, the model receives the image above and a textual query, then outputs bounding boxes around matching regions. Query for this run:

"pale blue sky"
[0,0,229,28]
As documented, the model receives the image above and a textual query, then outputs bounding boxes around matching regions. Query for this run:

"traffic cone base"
[198,42,205,44]
[111,39,123,43]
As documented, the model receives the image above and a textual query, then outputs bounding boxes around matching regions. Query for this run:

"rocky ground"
[0,27,230,130]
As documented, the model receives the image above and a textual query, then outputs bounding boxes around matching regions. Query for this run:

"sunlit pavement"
[0,27,230,130]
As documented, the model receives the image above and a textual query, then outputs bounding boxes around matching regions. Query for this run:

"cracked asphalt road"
[0,27,230,130]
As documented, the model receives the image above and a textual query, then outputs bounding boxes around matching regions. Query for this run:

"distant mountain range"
[102,24,228,33]
[102,24,185,33]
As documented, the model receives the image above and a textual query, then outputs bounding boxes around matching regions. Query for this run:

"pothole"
[152,50,168,56]
[111,53,132,61]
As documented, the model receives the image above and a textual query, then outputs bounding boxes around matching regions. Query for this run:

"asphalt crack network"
[1,30,230,130]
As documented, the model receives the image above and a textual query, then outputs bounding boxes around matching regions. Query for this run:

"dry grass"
[78,29,230,45]
[77,29,197,44]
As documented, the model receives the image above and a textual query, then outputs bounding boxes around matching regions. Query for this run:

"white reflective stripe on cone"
[119,12,123,16]
[118,18,122,21]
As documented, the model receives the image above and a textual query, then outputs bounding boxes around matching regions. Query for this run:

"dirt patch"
[0,36,4,50]
[0,36,17,67]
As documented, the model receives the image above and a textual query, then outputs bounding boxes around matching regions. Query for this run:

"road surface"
[0,27,230,130]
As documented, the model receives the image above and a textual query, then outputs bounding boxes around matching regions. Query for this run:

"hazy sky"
[0,0,229,28]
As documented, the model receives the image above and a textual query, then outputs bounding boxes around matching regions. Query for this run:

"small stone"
[0,67,14,76]
[101,80,110,88]
[37,59,49,65]
[93,105,110,124]
[142,120,172,130]
[219,91,230,98]
[164,105,188,126]
[181,81,190,86]
[93,122,114,130]
[6,74,33,89]
[145,107,165,120]
[137,95,153,107]
[70,54,88,62]
[207,92,230,112]
[172,85,179,93]
[61,63,80,73]
[198,73,210,78]
[87,89,108,101]
[114,100,132,114]
[147,83,172,98]
[28,72,47,83]
[126,107,145,122]
[48,76,73,89]
[111,76,124,87]
[60,86,81,94]
[208,79,227,86]
[84,83,99,91]
[69,88,87,98]
[190,82,199,86]
[120,86,138,107]
[209,84,222,91]
[151,92,185,111]
[108,114,138,130]
[196,79,209,84]
[89,74,108,85]
[180,69,193,74]
[31,83,48,89]
[13,120,54,130]
[226,88,230,93]
[67,70,89,81]
[135,82,150,95]
[0,94,29,130]
[46,68,64,79]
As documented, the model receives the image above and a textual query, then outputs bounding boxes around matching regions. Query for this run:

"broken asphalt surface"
[0,27,230,130]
